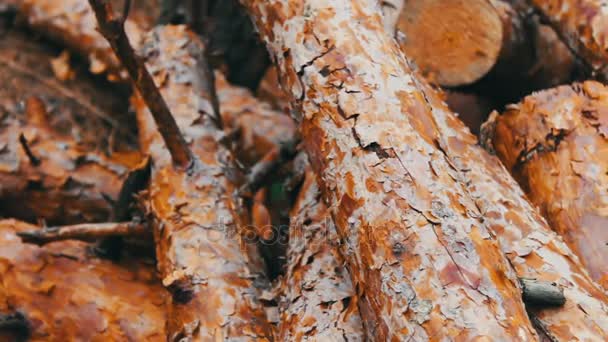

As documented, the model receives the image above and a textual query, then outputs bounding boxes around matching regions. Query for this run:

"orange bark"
[0,219,166,341]
[242,0,537,340]
[486,81,608,289]
[133,25,273,340]
[415,77,608,341]
[278,169,364,340]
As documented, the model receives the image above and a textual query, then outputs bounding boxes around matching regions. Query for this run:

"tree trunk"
[241,0,537,340]
[132,25,273,340]
[0,219,167,341]
[278,168,364,341]
[529,0,608,80]
[484,81,608,290]
[395,0,574,89]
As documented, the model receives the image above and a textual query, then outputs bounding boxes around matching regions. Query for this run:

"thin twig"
[88,0,192,168]
[17,221,148,246]
[18,133,40,166]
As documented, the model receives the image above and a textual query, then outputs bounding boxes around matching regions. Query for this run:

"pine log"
[484,81,608,290]
[417,77,608,341]
[17,0,157,79]
[0,219,166,340]
[242,0,538,340]
[529,0,608,80]
[132,25,273,340]
[395,0,574,89]
[278,168,364,341]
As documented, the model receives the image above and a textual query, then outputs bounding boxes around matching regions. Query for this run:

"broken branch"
[88,0,192,168]
[17,221,148,246]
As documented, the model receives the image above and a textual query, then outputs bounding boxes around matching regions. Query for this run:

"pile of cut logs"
[0,0,606,341]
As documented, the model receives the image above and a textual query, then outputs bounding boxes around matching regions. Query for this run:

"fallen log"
[408,68,608,340]
[0,219,167,341]
[92,4,273,335]
[483,81,608,290]
[278,168,364,341]
[242,0,538,340]
[395,0,574,90]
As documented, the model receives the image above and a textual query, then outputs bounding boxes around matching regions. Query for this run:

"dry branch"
[131,25,273,340]
[0,219,166,340]
[241,0,538,339]
[484,81,608,290]
[17,220,148,245]
[89,0,192,168]
[278,169,364,340]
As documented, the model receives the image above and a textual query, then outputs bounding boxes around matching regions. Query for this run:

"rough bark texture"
[416,77,608,341]
[0,219,166,341]
[242,0,538,340]
[485,81,608,290]
[278,169,364,341]
[133,25,273,341]
[529,0,608,80]
[394,0,574,89]
[0,22,143,224]
[17,0,158,79]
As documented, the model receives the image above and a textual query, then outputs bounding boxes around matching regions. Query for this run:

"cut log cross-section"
[241,0,538,340]
[485,81,608,290]
[394,0,574,89]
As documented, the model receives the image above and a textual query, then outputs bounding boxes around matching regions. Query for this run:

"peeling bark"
[529,0,608,80]
[485,81,608,291]
[16,0,158,79]
[278,168,364,341]
[242,0,538,340]
[0,219,166,341]
[133,25,273,340]
[413,77,608,340]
